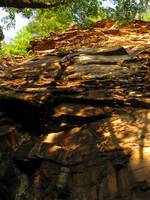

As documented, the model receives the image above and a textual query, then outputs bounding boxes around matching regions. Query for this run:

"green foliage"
[1,0,100,28]
[67,0,100,24]
[141,10,150,21]
[1,0,149,32]
[1,0,149,30]
[108,0,150,23]
[114,0,137,22]
[26,9,72,37]
[24,0,101,37]
[0,28,32,56]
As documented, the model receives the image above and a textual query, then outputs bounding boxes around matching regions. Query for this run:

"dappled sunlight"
[129,146,150,183]
[43,127,82,148]
[103,131,111,137]
[43,108,150,174]
[76,106,102,116]
[54,105,74,117]
[81,109,150,161]
[43,131,64,143]
[54,104,103,117]
[131,147,150,165]
[0,18,150,199]
[99,110,150,189]
[48,145,62,153]
[63,127,82,147]
[105,110,150,149]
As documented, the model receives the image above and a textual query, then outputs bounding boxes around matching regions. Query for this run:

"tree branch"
[0,0,67,9]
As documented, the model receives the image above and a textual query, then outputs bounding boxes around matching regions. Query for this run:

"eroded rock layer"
[0,41,150,199]
[29,20,150,53]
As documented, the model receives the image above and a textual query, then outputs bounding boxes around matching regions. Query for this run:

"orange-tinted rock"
[28,20,150,53]
[0,21,150,200]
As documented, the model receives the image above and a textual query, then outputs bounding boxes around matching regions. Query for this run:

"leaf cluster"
[0,28,32,56]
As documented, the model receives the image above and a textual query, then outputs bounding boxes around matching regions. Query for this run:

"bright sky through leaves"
[0,9,29,42]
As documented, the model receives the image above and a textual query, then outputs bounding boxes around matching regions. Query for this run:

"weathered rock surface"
[30,20,150,53]
[0,21,150,200]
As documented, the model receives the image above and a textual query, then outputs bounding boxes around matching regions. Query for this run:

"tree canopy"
[1,0,149,27]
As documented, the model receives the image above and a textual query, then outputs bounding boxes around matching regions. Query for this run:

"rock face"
[0,22,150,200]
[29,20,150,53]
